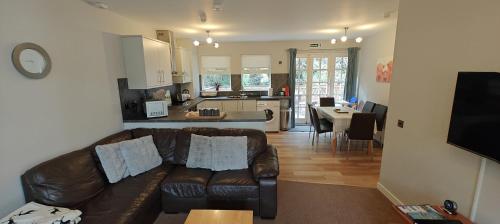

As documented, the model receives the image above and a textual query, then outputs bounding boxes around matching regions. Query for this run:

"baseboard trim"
[377,182,403,205]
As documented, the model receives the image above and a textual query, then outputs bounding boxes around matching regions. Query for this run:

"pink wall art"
[376,57,393,83]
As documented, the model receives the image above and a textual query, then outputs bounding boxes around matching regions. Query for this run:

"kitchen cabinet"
[173,47,192,84]
[240,100,257,111]
[222,101,239,112]
[122,36,173,89]
[197,100,223,109]
[197,100,257,112]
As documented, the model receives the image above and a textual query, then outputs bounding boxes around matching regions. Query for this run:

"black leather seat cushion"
[162,166,213,198]
[208,169,259,199]
[78,165,169,224]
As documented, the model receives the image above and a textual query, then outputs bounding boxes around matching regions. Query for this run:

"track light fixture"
[193,30,221,48]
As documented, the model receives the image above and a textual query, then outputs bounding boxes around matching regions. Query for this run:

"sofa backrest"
[132,128,179,164]
[174,127,267,165]
[21,130,133,207]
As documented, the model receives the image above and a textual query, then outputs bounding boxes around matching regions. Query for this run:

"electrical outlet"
[397,120,404,128]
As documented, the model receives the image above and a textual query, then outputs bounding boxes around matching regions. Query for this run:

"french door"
[294,52,348,124]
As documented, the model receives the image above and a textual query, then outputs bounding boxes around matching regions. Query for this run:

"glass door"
[294,52,348,125]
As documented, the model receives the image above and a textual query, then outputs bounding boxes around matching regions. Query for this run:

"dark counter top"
[199,96,290,101]
[123,110,266,123]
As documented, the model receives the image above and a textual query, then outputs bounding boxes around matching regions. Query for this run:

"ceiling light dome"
[340,36,348,42]
[355,37,363,43]
[193,40,200,46]
[330,38,337,44]
[214,42,220,48]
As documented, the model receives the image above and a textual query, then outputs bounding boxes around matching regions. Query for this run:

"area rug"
[154,180,404,224]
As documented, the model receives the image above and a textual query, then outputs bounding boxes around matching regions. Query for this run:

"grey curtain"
[288,48,297,128]
[344,47,360,101]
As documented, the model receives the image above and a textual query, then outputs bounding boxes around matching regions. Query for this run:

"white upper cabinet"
[173,47,192,84]
[121,36,173,89]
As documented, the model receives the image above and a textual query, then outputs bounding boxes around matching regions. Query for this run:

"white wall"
[198,40,359,74]
[357,25,397,106]
[0,0,154,216]
[379,0,500,222]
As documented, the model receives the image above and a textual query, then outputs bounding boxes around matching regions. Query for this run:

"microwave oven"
[144,101,168,118]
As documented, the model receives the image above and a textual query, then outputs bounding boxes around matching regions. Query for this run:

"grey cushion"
[119,135,162,176]
[212,136,248,171]
[186,134,248,171]
[95,142,129,183]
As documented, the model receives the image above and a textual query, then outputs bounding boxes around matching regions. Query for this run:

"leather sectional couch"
[21,128,279,224]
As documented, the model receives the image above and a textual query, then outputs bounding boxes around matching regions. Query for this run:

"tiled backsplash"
[118,78,179,120]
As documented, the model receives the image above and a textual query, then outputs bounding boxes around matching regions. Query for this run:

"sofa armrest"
[253,145,279,181]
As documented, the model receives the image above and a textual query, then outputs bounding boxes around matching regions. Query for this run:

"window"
[201,56,231,91]
[241,55,271,91]
[333,57,348,102]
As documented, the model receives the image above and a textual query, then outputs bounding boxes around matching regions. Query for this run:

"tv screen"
[448,72,500,163]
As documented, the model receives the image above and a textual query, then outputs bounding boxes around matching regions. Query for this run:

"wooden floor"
[267,131,382,188]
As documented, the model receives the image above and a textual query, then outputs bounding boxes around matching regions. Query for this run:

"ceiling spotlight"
[214,42,220,48]
[193,40,200,46]
[330,38,337,44]
[355,37,363,43]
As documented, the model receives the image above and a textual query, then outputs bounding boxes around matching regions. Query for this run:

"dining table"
[317,106,376,154]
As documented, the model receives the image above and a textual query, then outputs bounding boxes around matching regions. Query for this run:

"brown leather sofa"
[21,128,279,224]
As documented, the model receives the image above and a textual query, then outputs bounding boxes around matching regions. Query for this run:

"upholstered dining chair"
[362,101,376,113]
[372,104,388,132]
[319,97,335,107]
[345,113,376,154]
[310,107,333,146]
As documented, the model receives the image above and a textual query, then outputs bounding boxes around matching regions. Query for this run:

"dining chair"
[362,101,376,113]
[319,97,335,107]
[310,107,333,146]
[372,104,388,131]
[345,113,376,154]
[307,103,315,140]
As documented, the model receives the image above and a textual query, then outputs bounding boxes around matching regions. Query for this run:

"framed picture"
[376,57,393,83]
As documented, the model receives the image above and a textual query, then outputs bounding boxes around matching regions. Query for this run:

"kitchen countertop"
[123,109,266,123]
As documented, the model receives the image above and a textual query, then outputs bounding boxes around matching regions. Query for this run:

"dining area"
[307,97,388,156]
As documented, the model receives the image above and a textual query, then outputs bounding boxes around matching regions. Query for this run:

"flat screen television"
[447,72,500,163]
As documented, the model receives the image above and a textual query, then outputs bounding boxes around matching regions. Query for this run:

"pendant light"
[330,26,363,44]
[341,27,348,42]
[206,30,213,44]
[193,40,200,46]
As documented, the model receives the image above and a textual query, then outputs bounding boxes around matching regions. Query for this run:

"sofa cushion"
[174,128,220,165]
[22,148,107,207]
[217,129,267,165]
[161,166,212,198]
[78,165,171,224]
[95,142,129,183]
[91,130,134,181]
[132,128,179,163]
[207,169,259,199]
[119,135,163,176]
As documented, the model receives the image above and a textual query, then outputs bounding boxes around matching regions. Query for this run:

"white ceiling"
[99,0,399,42]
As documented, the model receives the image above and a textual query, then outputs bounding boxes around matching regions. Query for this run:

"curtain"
[288,48,297,128]
[344,47,360,101]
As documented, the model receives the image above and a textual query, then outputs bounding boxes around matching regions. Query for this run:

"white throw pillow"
[119,135,162,176]
[186,134,248,171]
[95,142,130,183]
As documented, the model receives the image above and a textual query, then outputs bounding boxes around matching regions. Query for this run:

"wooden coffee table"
[184,209,253,224]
